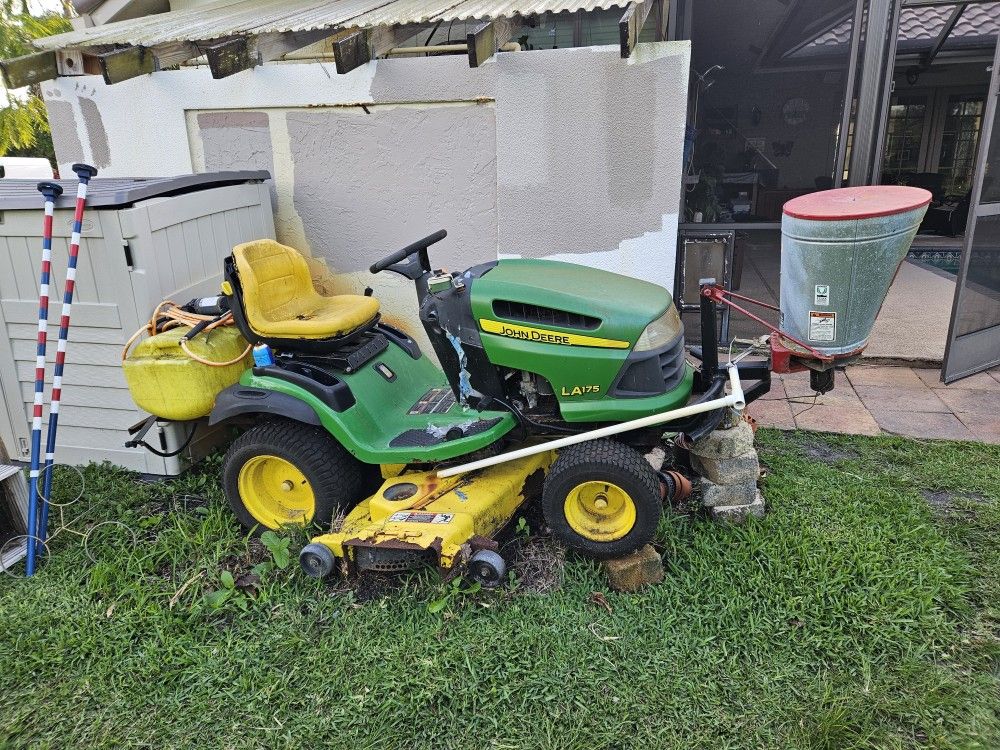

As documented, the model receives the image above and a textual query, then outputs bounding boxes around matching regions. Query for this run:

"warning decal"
[808,310,837,342]
[388,511,454,524]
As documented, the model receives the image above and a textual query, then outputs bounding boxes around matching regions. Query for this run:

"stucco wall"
[42,44,689,337]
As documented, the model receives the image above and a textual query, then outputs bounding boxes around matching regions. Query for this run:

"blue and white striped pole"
[37,164,98,557]
[26,180,64,576]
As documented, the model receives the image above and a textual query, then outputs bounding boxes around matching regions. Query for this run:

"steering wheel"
[369,230,448,275]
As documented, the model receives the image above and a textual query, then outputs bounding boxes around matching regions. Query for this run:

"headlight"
[634,306,682,351]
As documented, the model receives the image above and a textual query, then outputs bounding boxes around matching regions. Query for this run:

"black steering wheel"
[369,230,448,275]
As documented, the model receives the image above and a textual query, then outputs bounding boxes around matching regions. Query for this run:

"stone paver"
[914,368,1000,391]
[932,388,1000,417]
[853,384,951,413]
[868,409,976,441]
[790,403,881,436]
[955,414,1000,445]
[845,365,925,388]
[743,364,999,443]
[780,370,865,409]
[746,383,796,431]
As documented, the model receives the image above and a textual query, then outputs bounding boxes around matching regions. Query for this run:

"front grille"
[611,332,687,397]
[492,300,601,330]
[658,335,687,389]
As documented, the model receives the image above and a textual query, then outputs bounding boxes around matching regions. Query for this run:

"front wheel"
[542,439,662,560]
[222,419,370,532]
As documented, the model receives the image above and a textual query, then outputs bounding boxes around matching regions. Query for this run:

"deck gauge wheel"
[300,543,336,579]
[467,549,507,588]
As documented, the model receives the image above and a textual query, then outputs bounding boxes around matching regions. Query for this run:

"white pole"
[437,364,746,478]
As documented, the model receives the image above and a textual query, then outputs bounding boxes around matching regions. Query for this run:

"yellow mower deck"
[309,451,555,574]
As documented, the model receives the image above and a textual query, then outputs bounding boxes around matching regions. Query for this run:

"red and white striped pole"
[37,164,98,557]
[25,180,64,576]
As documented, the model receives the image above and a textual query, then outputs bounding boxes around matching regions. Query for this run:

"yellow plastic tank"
[123,326,251,421]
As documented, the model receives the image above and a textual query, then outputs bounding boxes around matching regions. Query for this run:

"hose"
[122,299,251,367]
[137,422,198,458]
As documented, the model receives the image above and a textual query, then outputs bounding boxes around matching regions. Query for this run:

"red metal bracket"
[700,285,833,371]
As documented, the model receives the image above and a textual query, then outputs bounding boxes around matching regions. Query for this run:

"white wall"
[42,44,690,337]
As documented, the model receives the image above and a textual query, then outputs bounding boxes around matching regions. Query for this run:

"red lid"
[783,186,932,221]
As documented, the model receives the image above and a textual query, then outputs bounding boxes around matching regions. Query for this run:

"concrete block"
[645,446,666,471]
[700,478,758,508]
[689,419,755,460]
[691,450,760,485]
[602,544,664,592]
[709,491,767,524]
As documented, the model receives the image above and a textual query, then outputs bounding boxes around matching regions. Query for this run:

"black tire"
[222,419,373,533]
[542,439,662,560]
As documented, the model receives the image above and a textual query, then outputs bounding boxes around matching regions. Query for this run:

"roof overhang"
[2,0,663,88]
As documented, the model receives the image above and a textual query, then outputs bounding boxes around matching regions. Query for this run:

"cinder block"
[691,450,760,485]
[700,478,758,508]
[689,419,755,460]
[645,446,666,471]
[602,544,664,592]
[709,491,766,524]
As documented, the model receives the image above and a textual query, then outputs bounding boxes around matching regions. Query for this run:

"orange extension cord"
[122,299,251,367]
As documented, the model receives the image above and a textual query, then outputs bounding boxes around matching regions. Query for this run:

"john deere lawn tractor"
[123,227,769,585]
[123,185,930,587]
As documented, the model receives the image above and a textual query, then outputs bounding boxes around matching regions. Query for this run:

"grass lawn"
[1,429,998,749]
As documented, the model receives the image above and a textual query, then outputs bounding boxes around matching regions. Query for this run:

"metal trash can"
[780,186,931,357]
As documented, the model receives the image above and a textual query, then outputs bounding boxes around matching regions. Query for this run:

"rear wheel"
[542,439,662,559]
[223,419,370,532]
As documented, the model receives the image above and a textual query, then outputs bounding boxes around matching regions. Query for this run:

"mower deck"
[306,452,555,575]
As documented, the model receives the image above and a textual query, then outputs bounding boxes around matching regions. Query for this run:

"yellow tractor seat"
[231,240,379,341]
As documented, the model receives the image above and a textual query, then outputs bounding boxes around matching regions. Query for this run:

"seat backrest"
[232,240,315,324]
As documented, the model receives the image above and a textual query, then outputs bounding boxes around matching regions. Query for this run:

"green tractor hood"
[467,258,691,422]
[471,259,672,343]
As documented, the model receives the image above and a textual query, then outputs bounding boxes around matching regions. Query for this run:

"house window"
[882,95,928,181]
[938,94,985,196]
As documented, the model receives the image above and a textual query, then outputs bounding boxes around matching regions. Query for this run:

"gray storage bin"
[0,171,274,474]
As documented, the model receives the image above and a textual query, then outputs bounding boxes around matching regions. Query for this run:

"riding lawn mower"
[122,186,931,587]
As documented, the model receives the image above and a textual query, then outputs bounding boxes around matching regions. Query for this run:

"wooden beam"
[0,50,57,88]
[332,26,429,75]
[207,28,336,79]
[206,37,255,79]
[619,0,654,59]
[255,28,334,63]
[149,41,202,69]
[332,30,371,75]
[98,46,154,84]
[467,19,513,68]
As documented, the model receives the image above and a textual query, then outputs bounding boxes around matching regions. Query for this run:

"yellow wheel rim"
[563,481,636,542]
[238,454,316,528]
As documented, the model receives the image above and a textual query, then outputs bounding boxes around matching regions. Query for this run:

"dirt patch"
[796,439,858,464]
[336,571,406,603]
[920,489,992,515]
[669,483,706,518]
[510,535,566,594]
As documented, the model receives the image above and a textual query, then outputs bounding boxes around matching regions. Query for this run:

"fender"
[209,384,321,427]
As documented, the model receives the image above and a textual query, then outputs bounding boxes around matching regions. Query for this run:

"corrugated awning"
[1,0,651,87]
[35,0,628,49]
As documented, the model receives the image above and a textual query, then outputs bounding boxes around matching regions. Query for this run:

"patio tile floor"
[745,363,1000,444]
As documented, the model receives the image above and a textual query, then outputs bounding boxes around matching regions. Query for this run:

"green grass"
[1,430,998,749]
